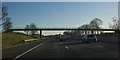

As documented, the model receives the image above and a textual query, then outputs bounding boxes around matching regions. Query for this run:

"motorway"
[2,37,119,60]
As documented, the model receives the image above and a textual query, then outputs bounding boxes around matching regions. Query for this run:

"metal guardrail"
[23,39,38,42]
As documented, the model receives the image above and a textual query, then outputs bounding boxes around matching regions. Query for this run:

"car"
[55,36,60,39]
[82,34,97,43]
[59,35,70,41]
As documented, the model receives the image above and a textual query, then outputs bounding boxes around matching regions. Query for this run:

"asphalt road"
[2,38,119,60]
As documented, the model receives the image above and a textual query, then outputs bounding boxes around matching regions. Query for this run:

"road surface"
[2,38,119,60]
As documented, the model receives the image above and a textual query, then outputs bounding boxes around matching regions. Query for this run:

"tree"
[89,18,102,29]
[109,17,119,29]
[0,5,8,26]
[24,25,30,35]
[78,18,103,29]
[77,24,91,35]
[1,5,12,32]
[89,18,102,34]
[76,18,102,34]
[2,17,12,32]
[69,18,103,35]
[29,23,37,35]
[78,24,90,29]
[0,2,2,24]
[118,18,120,30]
[63,31,71,35]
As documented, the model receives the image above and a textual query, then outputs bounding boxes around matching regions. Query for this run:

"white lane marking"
[65,46,69,49]
[97,45,103,48]
[12,40,49,60]
[96,45,103,48]
[60,43,63,44]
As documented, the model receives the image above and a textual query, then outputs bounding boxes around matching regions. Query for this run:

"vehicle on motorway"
[55,35,61,39]
[82,34,97,43]
[59,35,70,41]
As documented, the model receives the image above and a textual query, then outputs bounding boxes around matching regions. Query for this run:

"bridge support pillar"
[40,30,42,39]
[91,30,93,34]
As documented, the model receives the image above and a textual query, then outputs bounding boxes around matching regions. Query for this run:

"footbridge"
[9,28,119,38]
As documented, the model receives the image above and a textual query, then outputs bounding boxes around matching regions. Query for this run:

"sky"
[1,0,119,2]
[2,2,118,35]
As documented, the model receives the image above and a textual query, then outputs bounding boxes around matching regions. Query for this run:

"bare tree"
[79,24,90,29]
[63,31,71,36]
[109,17,119,29]
[0,2,2,25]
[29,23,37,35]
[78,18,102,29]
[24,24,30,35]
[79,24,90,34]
[2,17,12,32]
[118,18,120,30]
[69,18,102,35]
[76,18,102,34]
[89,18,102,34]
[89,18,102,29]
[1,6,8,26]
[112,17,118,29]
[1,5,12,32]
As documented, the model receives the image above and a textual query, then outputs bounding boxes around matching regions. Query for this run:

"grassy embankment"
[2,32,46,48]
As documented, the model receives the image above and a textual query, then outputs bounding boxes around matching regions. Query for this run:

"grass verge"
[2,32,34,48]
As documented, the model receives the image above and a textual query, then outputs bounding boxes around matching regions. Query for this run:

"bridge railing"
[9,28,117,31]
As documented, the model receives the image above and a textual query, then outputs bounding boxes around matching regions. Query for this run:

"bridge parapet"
[10,28,116,31]
[8,28,118,39]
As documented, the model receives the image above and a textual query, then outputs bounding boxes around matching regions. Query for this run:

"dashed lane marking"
[65,46,69,49]
[97,45,103,48]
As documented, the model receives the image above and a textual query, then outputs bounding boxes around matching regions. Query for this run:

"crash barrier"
[23,39,38,42]
[97,34,119,43]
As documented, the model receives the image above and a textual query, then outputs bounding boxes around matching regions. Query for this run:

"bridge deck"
[10,28,117,31]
